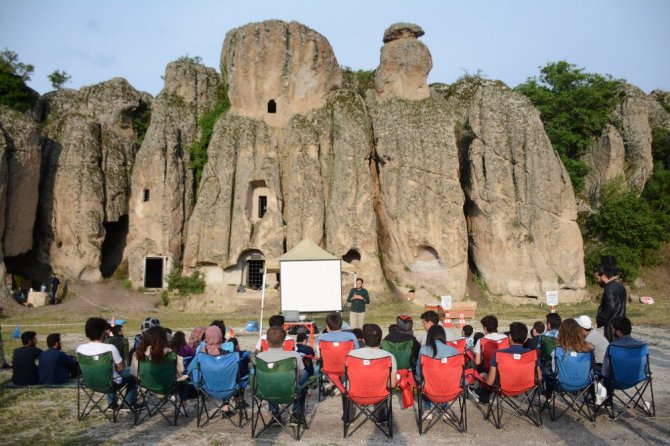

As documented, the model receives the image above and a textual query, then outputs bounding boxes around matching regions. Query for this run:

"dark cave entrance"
[100,215,128,278]
[144,257,165,288]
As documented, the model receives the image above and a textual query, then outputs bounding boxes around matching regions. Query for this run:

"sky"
[1,0,669,96]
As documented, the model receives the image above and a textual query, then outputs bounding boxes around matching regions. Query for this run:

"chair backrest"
[197,352,240,400]
[344,355,392,405]
[539,334,557,363]
[608,344,650,389]
[554,346,594,392]
[260,338,295,352]
[77,351,114,393]
[253,357,298,404]
[138,352,178,395]
[319,340,355,376]
[481,337,510,373]
[420,354,464,403]
[380,339,413,370]
[495,349,538,396]
[447,338,467,355]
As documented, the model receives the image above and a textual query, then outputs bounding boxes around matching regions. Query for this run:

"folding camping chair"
[333,355,394,439]
[447,338,467,355]
[259,338,295,352]
[251,357,306,440]
[465,337,510,391]
[486,350,542,429]
[318,339,355,401]
[381,339,414,371]
[417,354,467,435]
[597,343,655,420]
[77,351,135,423]
[195,352,248,428]
[544,347,596,422]
[539,335,557,373]
[135,352,187,426]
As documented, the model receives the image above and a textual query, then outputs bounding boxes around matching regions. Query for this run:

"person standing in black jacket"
[595,265,627,342]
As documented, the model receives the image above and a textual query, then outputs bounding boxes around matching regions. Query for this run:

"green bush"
[167,269,206,295]
[0,71,38,112]
[515,61,623,192]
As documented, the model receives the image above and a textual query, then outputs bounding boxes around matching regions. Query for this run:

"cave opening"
[100,215,128,278]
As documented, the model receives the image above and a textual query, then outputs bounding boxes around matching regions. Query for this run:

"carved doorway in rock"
[247,259,265,290]
[144,257,165,288]
[100,215,128,278]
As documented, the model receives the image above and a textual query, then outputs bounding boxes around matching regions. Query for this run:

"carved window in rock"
[143,188,150,202]
[258,196,268,219]
[342,249,362,264]
[267,99,276,114]
[247,180,271,222]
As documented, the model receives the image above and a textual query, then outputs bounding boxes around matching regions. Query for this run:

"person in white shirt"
[76,317,137,408]
[473,315,508,368]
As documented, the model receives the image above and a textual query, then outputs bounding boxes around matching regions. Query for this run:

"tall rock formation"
[184,21,384,291]
[127,62,219,286]
[37,78,148,280]
[370,24,468,299]
[446,79,586,302]
[0,106,41,257]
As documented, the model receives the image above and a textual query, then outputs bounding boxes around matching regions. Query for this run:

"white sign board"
[441,295,452,310]
[546,290,559,306]
[280,259,342,312]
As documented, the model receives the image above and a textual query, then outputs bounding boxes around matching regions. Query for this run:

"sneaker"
[423,413,434,421]
[467,387,480,402]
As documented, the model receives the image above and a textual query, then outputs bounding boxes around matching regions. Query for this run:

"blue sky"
[1,0,669,96]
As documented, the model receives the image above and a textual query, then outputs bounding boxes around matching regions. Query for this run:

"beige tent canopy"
[259,238,357,334]
[264,238,356,273]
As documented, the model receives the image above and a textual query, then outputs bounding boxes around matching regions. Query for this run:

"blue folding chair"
[598,344,655,420]
[544,347,595,422]
[194,352,248,428]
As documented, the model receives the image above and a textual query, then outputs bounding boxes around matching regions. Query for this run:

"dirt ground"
[0,279,669,445]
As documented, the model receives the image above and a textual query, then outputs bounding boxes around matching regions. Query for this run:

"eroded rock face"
[375,23,431,101]
[37,78,148,280]
[0,106,41,257]
[370,95,468,299]
[127,62,219,286]
[615,85,653,192]
[221,20,342,128]
[450,79,586,302]
[583,124,626,204]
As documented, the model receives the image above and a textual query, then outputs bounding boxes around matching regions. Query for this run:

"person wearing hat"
[383,315,421,372]
[575,315,609,370]
[595,256,627,342]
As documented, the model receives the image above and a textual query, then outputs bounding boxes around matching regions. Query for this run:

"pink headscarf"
[204,325,223,355]
[189,326,207,350]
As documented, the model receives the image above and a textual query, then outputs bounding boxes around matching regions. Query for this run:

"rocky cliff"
[3,19,667,304]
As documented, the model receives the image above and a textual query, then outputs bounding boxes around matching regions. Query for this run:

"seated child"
[296,333,315,377]
[462,324,474,351]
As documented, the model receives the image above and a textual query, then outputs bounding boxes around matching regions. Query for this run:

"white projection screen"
[280,259,342,312]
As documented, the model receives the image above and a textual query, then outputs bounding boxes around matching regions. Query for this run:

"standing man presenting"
[595,256,627,342]
[347,278,370,329]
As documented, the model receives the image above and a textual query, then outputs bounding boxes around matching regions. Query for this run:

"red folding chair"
[331,355,393,438]
[259,338,295,352]
[417,354,467,435]
[466,337,510,388]
[486,350,542,429]
[447,338,467,355]
[317,340,355,401]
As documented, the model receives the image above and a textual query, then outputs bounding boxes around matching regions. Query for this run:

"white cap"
[575,315,592,330]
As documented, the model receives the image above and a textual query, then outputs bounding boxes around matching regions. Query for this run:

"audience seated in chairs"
[544,318,596,421]
[338,324,397,438]
[39,333,78,385]
[12,331,42,386]
[575,315,609,372]
[382,315,420,372]
[598,316,655,419]
[482,322,543,429]
[255,315,295,353]
[252,326,308,439]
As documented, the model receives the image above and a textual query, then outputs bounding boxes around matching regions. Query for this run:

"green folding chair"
[251,357,305,440]
[381,339,414,370]
[135,352,187,426]
[77,351,133,423]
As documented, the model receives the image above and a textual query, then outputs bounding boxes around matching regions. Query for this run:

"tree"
[47,69,71,89]
[0,48,34,81]
[515,61,623,192]
[175,54,202,64]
